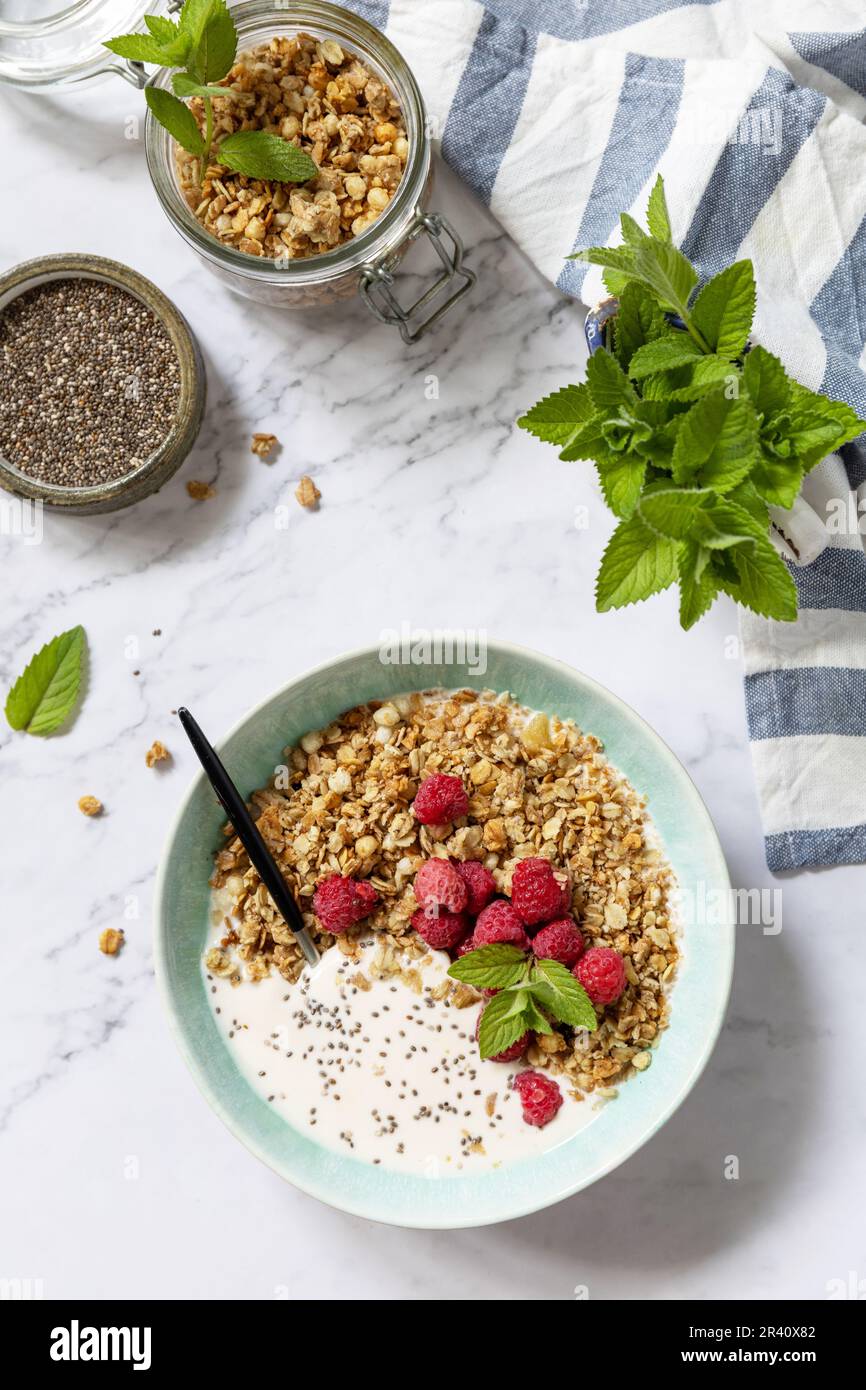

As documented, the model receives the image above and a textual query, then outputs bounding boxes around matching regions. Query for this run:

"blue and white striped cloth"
[349,0,866,870]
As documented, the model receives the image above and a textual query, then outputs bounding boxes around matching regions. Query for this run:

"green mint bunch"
[518,177,866,629]
[105,1,317,185]
[448,943,597,1059]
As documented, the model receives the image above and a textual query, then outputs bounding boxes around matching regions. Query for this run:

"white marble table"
[1,74,863,1303]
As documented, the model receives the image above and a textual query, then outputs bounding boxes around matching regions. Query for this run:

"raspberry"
[575,946,626,1006]
[451,859,496,915]
[455,934,477,957]
[531,919,584,968]
[511,858,571,926]
[412,773,469,825]
[512,1070,563,1128]
[312,875,378,934]
[475,1003,530,1063]
[474,900,530,949]
[414,858,467,913]
[411,906,471,951]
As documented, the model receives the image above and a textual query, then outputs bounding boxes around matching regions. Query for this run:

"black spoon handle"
[178,707,319,966]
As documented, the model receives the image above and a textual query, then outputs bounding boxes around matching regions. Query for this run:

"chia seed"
[0,277,180,487]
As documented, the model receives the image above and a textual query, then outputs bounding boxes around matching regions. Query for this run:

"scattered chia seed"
[0,277,179,487]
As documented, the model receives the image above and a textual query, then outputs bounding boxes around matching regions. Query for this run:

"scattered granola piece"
[295,474,321,509]
[99,928,124,956]
[186,479,215,500]
[145,739,171,768]
[78,795,103,817]
[485,1092,497,1118]
[521,711,551,753]
[251,432,279,460]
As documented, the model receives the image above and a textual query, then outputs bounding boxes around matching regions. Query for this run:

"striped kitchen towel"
[349,0,866,871]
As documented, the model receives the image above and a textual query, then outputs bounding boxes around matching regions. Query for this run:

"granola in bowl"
[178,32,408,261]
[204,689,680,1172]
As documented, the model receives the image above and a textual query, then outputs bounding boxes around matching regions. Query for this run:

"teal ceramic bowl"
[154,641,734,1228]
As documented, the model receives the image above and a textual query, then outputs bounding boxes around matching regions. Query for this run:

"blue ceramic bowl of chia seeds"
[154,641,734,1228]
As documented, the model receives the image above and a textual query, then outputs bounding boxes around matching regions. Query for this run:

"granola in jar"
[177,32,409,261]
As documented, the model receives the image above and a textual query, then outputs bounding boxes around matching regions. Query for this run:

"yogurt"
[204,937,598,1174]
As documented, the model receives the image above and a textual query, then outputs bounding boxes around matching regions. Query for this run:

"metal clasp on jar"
[359,210,475,344]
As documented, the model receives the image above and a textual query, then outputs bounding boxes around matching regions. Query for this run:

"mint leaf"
[672,389,758,491]
[597,457,646,517]
[690,261,755,360]
[632,238,698,316]
[646,174,672,242]
[726,534,798,621]
[620,212,648,247]
[628,334,702,380]
[447,944,528,990]
[145,16,182,43]
[639,485,712,539]
[104,31,190,65]
[172,73,234,101]
[5,626,87,736]
[641,354,737,403]
[188,0,236,83]
[517,383,595,448]
[567,245,636,274]
[728,478,770,531]
[531,959,597,1031]
[145,86,205,156]
[477,990,533,1061]
[711,527,797,621]
[750,455,805,509]
[743,344,790,419]
[613,280,668,369]
[596,513,678,612]
[692,495,766,549]
[585,348,638,412]
[678,542,718,629]
[218,130,317,182]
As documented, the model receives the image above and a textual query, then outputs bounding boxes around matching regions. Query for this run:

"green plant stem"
[677,306,712,355]
[202,94,214,186]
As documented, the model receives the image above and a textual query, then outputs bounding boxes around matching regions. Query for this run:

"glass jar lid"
[0,0,159,89]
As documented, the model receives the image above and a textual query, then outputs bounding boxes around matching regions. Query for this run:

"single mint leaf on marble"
[689,261,756,360]
[218,130,318,182]
[595,512,678,612]
[5,626,87,737]
[447,944,529,990]
[517,383,595,448]
[530,959,597,1031]
[476,989,533,1061]
[646,174,672,242]
[145,86,206,155]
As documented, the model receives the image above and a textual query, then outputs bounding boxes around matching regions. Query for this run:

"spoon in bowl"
[178,707,320,967]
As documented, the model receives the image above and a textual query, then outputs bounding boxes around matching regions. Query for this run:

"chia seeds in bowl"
[0,255,206,515]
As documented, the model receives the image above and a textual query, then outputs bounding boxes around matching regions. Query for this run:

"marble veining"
[0,77,863,1300]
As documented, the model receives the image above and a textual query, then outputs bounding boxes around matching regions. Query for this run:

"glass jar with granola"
[144,1,474,338]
